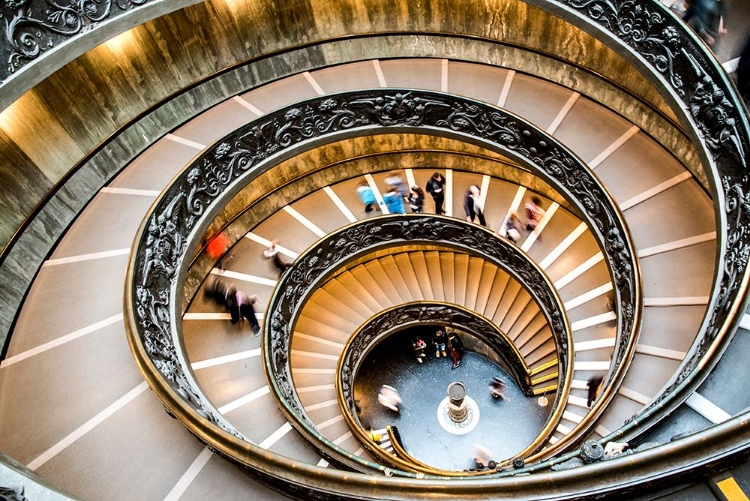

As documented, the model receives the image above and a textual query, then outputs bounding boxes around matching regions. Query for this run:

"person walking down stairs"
[464,185,486,226]
[503,212,522,244]
[356,183,378,213]
[383,186,406,214]
[425,172,446,215]
[263,240,294,276]
[523,196,545,235]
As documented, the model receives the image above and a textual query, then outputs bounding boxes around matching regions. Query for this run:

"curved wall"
[0,0,685,248]
[0,0,702,343]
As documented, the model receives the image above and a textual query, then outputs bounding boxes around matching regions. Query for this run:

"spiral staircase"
[1,0,749,500]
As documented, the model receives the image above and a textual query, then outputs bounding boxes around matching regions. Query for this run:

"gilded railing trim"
[541,0,750,441]
[269,216,572,472]
[126,88,639,487]
[334,301,540,473]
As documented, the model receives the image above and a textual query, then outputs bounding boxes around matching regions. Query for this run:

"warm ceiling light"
[0,100,21,132]
[104,29,137,53]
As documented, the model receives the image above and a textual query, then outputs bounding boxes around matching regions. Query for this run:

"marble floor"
[354,329,553,471]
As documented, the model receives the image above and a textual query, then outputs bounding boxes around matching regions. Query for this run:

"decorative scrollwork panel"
[126,89,639,474]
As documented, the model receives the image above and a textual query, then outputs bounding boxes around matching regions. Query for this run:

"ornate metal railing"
[335,302,552,473]
[338,302,535,401]
[266,216,572,471]
[0,0,159,82]
[125,88,640,482]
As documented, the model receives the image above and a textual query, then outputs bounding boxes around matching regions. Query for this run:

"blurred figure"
[425,172,446,214]
[412,336,427,363]
[204,231,233,271]
[377,385,402,413]
[384,171,408,197]
[503,212,522,244]
[473,444,495,470]
[383,186,406,214]
[683,0,727,46]
[463,185,486,226]
[408,185,425,213]
[263,241,294,275]
[236,291,262,335]
[204,274,230,305]
[523,196,545,233]
[356,183,378,213]
[587,374,604,408]
[204,277,260,335]
[225,283,240,323]
[489,377,509,402]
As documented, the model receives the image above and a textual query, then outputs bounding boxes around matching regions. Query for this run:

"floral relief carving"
[562,0,747,171]
[338,303,537,408]
[1,0,150,77]
[129,90,645,462]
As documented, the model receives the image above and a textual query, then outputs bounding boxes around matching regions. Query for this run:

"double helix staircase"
[0,27,744,498]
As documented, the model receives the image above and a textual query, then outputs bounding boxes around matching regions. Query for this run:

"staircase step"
[482,269,510,320]
[380,255,415,302]
[492,280,522,326]
[296,301,360,337]
[499,289,532,334]
[298,386,338,408]
[324,277,379,318]
[294,315,351,344]
[291,368,338,389]
[307,289,368,329]
[505,302,542,341]
[464,257,485,311]
[291,332,346,356]
[349,265,392,308]
[393,253,424,299]
[453,253,470,306]
[524,337,557,366]
[364,260,404,305]
[474,262,499,314]
[334,270,383,315]
[514,312,548,347]
[440,252,456,303]
[409,251,435,300]
[424,251,445,301]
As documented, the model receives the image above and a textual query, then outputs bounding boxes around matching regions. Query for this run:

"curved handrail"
[337,301,535,398]
[266,215,572,472]
[125,88,640,481]
[334,301,555,473]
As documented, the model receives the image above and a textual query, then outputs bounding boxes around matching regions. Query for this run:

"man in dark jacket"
[425,172,446,215]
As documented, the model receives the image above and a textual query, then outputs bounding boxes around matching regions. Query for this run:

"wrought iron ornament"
[268,215,572,431]
[0,0,151,78]
[130,89,638,468]
[564,0,747,168]
[338,302,539,418]
[0,486,26,501]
